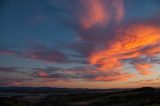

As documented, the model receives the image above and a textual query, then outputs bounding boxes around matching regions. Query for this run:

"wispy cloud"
[79,0,124,29]
[95,73,135,81]
[0,50,18,55]
[128,77,160,86]
[0,66,17,72]
[135,63,153,75]
[23,43,67,63]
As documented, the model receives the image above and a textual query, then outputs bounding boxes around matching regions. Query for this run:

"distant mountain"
[0,87,127,94]
[133,87,156,92]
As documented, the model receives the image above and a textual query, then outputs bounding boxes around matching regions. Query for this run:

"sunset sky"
[0,0,160,88]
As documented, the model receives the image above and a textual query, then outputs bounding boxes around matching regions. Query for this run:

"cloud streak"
[135,63,153,75]
[0,50,18,55]
[95,73,135,81]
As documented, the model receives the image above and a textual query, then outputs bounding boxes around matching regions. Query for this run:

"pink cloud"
[0,50,18,55]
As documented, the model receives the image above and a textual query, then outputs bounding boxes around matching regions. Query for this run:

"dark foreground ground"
[0,87,160,106]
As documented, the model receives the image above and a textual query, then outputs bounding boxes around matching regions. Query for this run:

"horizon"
[0,0,160,88]
[0,86,159,90]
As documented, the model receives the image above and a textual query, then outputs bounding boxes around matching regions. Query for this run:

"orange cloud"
[95,73,135,81]
[143,45,160,56]
[80,0,108,29]
[135,63,153,75]
[107,25,160,55]
[80,0,124,29]
[79,0,160,80]
[89,24,160,76]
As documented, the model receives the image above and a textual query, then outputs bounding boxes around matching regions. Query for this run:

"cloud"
[128,77,160,86]
[111,0,124,22]
[67,41,95,57]
[135,63,153,75]
[23,43,67,63]
[0,66,37,86]
[0,43,72,63]
[24,2,160,81]
[34,67,89,80]
[89,24,160,75]
[0,78,33,87]
[37,71,49,77]
[0,77,33,86]
[0,43,87,64]
[0,80,21,86]
[95,73,135,81]
[1,1,160,83]
[32,66,100,81]
[0,50,18,55]
[32,66,135,82]
[141,44,160,56]
[79,0,124,29]
[0,66,18,72]
[79,0,108,29]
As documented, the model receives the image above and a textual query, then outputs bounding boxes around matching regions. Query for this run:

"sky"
[0,0,160,88]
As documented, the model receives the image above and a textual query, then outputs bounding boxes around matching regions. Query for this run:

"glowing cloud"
[135,63,153,75]
[89,24,160,75]
[79,1,159,81]
[80,0,124,29]
[80,0,108,29]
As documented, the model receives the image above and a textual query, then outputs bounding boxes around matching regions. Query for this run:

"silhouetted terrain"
[0,87,160,106]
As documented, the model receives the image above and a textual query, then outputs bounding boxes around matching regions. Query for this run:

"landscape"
[0,0,160,106]
[0,87,160,106]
